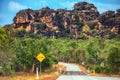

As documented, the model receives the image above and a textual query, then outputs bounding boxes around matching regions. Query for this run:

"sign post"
[36,67,39,80]
[40,62,41,74]
[36,53,46,80]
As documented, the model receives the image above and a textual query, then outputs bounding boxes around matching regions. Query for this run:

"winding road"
[56,62,120,80]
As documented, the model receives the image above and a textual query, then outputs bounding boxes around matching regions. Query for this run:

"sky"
[0,0,120,26]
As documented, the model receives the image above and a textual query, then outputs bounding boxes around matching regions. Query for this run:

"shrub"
[79,33,89,39]
[107,47,120,73]
[0,63,15,76]
[12,38,58,72]
[94,66,102,73]
[87,56,95,64]
[86,65,92,70]
[0,66,3,75]
[0,49,15,75]
[102,66,111,74]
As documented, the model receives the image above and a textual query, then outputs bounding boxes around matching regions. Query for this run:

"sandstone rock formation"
[12,2,120,38]
[99,11,120,34]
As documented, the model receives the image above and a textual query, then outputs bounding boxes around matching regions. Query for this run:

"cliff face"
[99,11,120,34]
[13,9,36,31]
[74,2,99,22]
[13,2,120,38]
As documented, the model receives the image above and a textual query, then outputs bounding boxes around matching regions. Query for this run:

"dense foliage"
[0,27,120,75]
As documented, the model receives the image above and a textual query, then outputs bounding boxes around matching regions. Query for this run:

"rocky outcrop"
[74,2,99,23]
[12,2,120,39]
[13,9,36,31]
[14,9,36,24]
[99,11,120,34]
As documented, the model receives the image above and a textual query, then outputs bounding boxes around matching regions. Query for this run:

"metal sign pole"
[36,67,39,80]
[40,62,41,74]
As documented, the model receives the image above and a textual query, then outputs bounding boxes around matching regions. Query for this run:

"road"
[56,62,120,80]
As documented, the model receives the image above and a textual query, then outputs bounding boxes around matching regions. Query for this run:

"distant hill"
[5,2,120,39]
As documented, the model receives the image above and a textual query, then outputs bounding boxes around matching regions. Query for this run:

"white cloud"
[8,1,28,11]
[60,1,77,10]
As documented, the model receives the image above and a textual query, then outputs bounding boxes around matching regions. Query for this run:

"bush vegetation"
[0,27,120,75]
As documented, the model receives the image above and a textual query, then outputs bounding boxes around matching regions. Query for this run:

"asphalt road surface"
[56,62,120,80]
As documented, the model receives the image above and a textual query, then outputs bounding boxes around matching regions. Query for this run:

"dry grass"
[89,72,120,78]
[79,65,120,78]
[0,73,58,80]
[0,64,66,80]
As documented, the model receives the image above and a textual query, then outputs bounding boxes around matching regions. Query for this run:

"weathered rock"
[13,9,36,24]
[74,2,96,10]
[12,2,120,39]
[99,11,120,34]
[98,11,115,26]
[74,2,99,23]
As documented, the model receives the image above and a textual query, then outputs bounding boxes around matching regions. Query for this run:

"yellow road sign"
[36,53,46,62]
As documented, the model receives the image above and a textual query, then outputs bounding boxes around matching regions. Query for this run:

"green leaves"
[0,27,7,42]
[11,38,57,72]
[107,46,120,73]
[0,26,120,75]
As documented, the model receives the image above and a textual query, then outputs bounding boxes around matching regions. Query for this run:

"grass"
[67,62,120,78]
[0,64,66,80]
[0,73,58,80]
[79,65,120,78]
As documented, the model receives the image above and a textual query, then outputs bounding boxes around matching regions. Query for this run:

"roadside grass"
[0,73,58,80]
[0,64,66,80]
[67,62,120,78]
[78,64,120,78]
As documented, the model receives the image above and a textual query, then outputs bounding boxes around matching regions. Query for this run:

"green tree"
[0,49,15,75]
[0,27,7,42]
[87,42,100,64]
[16,29,27,38]
[107,46,120,73]
[12,38,57,72]
[0,27,16,75]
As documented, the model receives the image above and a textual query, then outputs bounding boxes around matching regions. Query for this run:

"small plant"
[86,65,92,70]
[94,66,102,73]
[0,66,3,75]
[102,66,111,74]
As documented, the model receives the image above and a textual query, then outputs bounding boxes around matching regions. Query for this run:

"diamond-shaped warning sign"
[36,53,46,62]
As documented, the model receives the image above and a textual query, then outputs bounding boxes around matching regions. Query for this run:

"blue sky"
[0,0,120,26]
